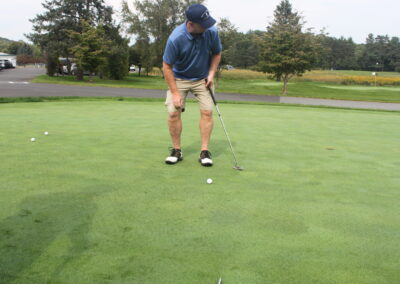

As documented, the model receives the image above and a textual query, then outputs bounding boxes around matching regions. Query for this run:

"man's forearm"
[163,62,179,95]
[208,53,221,77]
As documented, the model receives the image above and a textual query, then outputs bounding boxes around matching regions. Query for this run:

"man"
[163,3,222,167]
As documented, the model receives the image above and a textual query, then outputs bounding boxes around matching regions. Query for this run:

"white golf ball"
[44,131,49,136]
[207,178,213,184]
[31,138,36,142]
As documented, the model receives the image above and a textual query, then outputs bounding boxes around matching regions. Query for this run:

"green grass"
[316,70,400,77]
[1,100,399,283]
[32,74,169,90]
[32,73,400,103]
[219,80,400,103]
[2,95,398,113]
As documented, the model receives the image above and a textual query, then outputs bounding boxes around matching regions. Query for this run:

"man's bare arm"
[163,61,182,109]
[206,53,222,88]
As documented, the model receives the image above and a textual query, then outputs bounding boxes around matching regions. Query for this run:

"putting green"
[0,100,399,283]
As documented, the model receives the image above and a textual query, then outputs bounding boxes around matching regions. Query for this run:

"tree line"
[0,39,45,66]
[218,23,400,73]
[22,0,400,87]
[27,0,128,80]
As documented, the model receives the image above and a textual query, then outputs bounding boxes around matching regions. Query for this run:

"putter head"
[233,165,244,171]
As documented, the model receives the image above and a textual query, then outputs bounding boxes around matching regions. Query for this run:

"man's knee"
[200,110,213,120]
[168,111,181,122]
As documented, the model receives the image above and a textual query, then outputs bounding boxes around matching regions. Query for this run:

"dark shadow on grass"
[0,189,103,282]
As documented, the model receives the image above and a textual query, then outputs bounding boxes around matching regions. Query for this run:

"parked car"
[223,64,235,70]
[63,63,92,76]
[0,59,14,69]
[129,65,136,72]
[62,64,69,74]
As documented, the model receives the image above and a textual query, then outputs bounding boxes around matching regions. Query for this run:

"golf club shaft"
[207,86,241,167]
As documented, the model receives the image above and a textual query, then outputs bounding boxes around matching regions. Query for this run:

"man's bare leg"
[200,110,213,151]
[168,111,182,149]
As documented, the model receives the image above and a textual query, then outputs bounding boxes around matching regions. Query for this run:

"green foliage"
[225,31,264,69]
[101,24,130,80]
[316,35,357,70]
[260,0,320,94]
[45,50,59,77]
[27,0,113,76]
[357,34,400,71]
[6,41,33,56]
[129,45,141,66]
[121,0,202,72]
[105,45,130,80]
[68,21,111,80]
[0,37,13,52]
[217,18,240,66]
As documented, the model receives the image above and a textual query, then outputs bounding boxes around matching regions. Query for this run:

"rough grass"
[32,73,400,103]
[297,71,400,86]
[150,68,400,81]
[0,100,399,283]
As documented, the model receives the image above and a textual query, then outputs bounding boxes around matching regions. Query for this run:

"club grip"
[207,86,217,106]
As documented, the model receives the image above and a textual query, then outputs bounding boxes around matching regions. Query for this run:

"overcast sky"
[1,0,399,44]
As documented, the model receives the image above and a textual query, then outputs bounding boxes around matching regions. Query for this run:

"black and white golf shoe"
[165,148,183,165]
[199,150,213,167]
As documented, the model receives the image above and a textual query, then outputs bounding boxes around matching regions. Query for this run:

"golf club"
[207,83,244,171]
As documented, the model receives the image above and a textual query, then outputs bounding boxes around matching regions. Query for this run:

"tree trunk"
[159,66,164,78]
[216,65,222,88]
[66,56,71,75]
[76,68,84,81]
[282,75,289,95]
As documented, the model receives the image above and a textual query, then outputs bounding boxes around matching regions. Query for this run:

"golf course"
[1,99,399,283]
[1,0,400,281]
[32,70,400,103]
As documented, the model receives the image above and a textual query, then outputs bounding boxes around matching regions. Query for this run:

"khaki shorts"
[165,78,214,113]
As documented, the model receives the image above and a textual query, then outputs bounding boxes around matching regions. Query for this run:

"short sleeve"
[163,39,178,65]
[211,31,222,54]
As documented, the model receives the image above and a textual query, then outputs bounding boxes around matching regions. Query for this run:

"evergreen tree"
[27,0,113,76]
[260,0,319,94]
[68,21,111,80]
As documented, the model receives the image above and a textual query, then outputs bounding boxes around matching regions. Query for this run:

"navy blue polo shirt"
[163,22,222,80]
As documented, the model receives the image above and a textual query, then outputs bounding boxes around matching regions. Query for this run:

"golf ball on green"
[44,131,49,135]
[207,178,213,184]
[31,138,36,142]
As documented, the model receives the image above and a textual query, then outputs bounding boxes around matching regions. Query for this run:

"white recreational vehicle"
[0,52,17,67]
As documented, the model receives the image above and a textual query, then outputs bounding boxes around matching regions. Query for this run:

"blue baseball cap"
[185,4,216,29]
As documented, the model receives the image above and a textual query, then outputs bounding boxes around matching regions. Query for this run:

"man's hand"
[206,53,221,88]
[172,93,183,109]
[205,74,214,88]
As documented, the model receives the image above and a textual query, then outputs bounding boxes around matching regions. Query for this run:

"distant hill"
[0,37,15,52]
[0,36,13,42]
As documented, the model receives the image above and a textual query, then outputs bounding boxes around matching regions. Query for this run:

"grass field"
[1,100,399,283]
[32,71,400,103]
[302,70,400,78]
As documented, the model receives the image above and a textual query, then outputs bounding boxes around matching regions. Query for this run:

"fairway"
[1,100,399,283]
[32,73,400,103]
